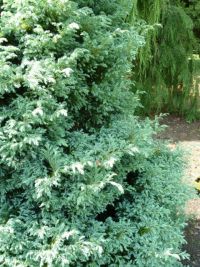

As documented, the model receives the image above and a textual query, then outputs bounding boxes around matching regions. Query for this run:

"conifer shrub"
[0,1,192,266]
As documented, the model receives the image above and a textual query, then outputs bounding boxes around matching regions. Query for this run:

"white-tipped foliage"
[0,1,191,266]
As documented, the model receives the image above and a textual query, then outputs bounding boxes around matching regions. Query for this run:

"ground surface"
[158,115,200,267]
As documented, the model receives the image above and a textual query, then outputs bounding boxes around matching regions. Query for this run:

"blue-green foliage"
[0,1,191,266]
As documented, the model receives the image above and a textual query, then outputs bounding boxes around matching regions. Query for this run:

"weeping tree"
[132,0,198,120]
[0,0,192,266]
[182,0,200,54]
[182,0,200,92]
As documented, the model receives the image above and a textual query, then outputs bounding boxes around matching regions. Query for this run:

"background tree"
[182,0,200,54]
[132,0,199,121]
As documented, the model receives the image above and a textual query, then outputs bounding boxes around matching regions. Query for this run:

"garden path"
[158,115,200,267]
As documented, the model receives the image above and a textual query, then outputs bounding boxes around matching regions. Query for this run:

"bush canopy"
[0,1,192,266]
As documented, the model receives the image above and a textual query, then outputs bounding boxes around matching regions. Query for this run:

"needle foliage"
[0,1,192,266]
[182,0,200,54]
[132,0,199,121]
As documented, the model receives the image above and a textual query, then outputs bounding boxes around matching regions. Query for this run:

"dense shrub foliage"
[0,1,191,266]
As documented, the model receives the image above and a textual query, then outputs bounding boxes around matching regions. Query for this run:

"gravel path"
[158,115,200,266]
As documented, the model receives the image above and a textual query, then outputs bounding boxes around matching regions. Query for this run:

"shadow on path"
[158,115,200,267]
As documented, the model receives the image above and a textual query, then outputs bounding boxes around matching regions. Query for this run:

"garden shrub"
[0,1,192,266]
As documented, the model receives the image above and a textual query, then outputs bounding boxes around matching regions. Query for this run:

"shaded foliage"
[182,0,200,54]
[132,0,199,121]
